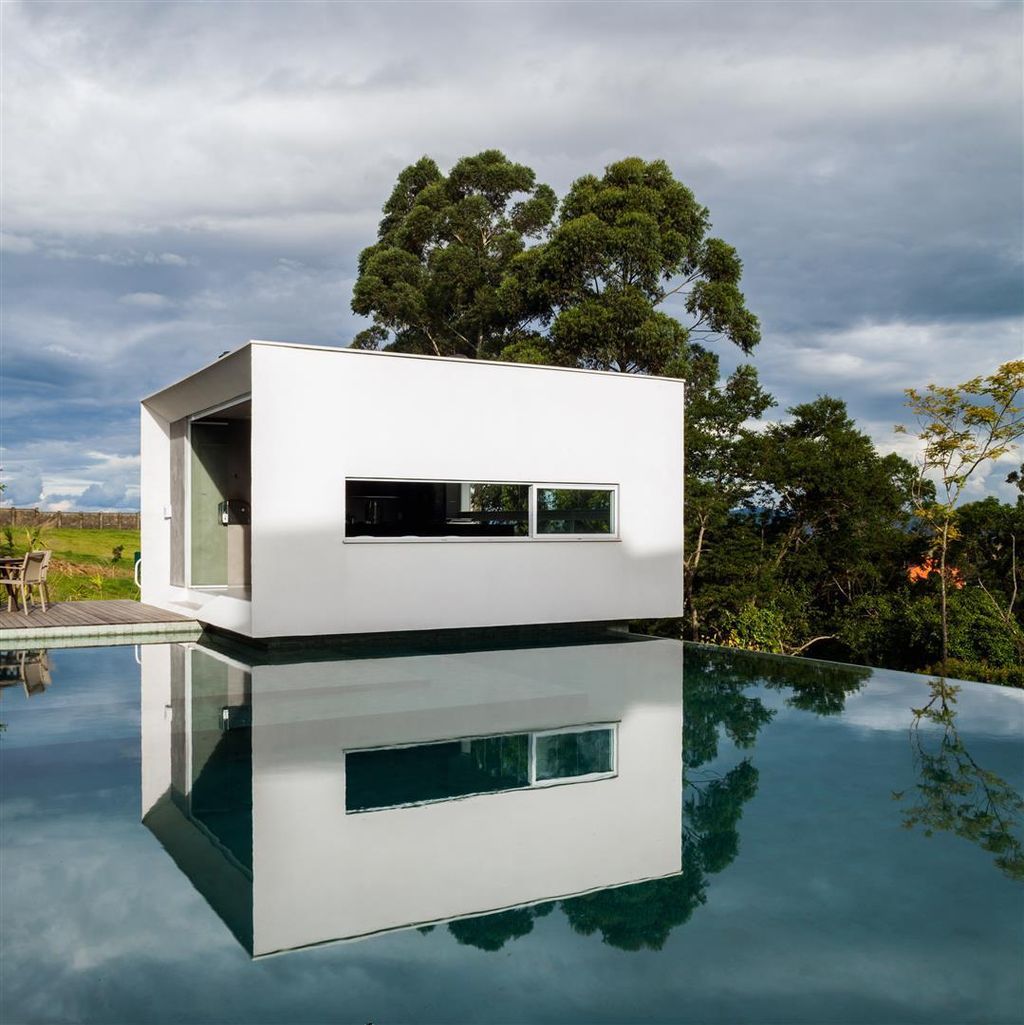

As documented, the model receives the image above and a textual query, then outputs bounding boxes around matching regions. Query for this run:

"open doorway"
[189,400,251,589]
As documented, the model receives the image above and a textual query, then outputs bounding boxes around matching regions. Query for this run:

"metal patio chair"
[5,551,52,616]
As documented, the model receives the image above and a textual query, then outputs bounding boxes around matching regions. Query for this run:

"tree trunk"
[939,519,950,667]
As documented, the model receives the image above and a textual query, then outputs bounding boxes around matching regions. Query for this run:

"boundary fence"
[0,508,140,530]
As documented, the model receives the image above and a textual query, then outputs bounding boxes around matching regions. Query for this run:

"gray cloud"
[1,0,1021,508]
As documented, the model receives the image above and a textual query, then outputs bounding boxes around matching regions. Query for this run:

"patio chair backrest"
[23,551,48,584]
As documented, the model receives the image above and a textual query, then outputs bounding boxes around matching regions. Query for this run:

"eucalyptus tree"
[498,157,760,373]
[351,150,556,358]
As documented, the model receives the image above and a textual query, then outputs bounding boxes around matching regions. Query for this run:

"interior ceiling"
[195,400,251,422]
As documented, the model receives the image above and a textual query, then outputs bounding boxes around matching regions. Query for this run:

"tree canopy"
[351,150,556,358]
[500,157,760,373]
[349,152,1024,682]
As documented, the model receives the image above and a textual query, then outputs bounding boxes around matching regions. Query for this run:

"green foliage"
[24,526,46,551]
[501,157,759,373]
[897,360,1024,663]
[111,544,124,564]
[689,397,921,656]
[723,601,788,654]
[922,659,1024,688]
[351,151,556,358]
[841,587,1023,676]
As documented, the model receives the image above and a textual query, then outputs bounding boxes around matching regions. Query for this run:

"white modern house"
[140,636,683,955]
[140,341,684,640]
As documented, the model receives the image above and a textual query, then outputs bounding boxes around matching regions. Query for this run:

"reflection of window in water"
[346,725,617,812]
[168,649,253,872]
[535,727,613,781]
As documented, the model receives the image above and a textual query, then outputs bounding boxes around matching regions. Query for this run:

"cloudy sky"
[1,0,1022,510]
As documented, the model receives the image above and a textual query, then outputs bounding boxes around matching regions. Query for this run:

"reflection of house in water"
[141,636,683,956]
[0,650,52,699]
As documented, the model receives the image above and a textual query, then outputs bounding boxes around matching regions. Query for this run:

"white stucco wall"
[249,342,683,637]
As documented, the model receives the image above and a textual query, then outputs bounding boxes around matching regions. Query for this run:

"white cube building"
[140,341,684,640]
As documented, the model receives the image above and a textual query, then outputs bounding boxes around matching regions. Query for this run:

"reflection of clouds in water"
[821,670,1024,737]
[3,804,234,974]
[4,643,1024,1024]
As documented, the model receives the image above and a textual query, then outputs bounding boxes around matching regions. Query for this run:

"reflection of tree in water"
[447,903,555,952]
[440,645,875,954]
[444,649,775,953]
[562,759,759,951]
[696,644,870,717]
[894,678,1024,881]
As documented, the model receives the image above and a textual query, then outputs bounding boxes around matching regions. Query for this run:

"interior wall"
[170,418,187,587]
[190,418,251,588]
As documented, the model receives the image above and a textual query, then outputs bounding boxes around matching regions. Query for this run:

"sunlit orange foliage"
[907,558,965,589]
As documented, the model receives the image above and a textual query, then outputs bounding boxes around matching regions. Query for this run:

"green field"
[3,526,141,602]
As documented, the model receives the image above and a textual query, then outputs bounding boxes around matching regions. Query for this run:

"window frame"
[342,478,620,543]
[531,483,618,541]
[529,723,618,787]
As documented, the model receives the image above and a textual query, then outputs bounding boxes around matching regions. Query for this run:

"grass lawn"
[3,526,141,602]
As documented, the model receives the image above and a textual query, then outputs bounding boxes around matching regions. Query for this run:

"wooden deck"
[0,600,201,644]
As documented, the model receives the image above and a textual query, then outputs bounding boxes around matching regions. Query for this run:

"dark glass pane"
[536,488,613,534]
[345,481,528,537]
[346,733,530,811]
[535,729,613,781]
[448,483,529,536]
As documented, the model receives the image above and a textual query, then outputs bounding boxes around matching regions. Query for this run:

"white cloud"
[143,251,188,266]
[0,231,36,253]
[117,291,173,309]
[1,473,44,507]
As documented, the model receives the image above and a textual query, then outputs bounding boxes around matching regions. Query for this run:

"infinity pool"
[1,638,1021,1024]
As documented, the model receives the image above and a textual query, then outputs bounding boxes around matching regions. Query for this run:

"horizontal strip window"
[344,480,618,540]
[346,724,617,813]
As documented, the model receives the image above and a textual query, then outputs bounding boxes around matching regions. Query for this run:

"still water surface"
[1,638,1022,1024]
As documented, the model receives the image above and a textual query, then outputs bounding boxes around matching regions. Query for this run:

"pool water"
[1,638,1021,1024]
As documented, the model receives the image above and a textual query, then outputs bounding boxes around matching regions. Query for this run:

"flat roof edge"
[248,340,686,385]
[143,340,685,403]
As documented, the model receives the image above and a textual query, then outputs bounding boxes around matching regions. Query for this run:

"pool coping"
[0,620,203,648]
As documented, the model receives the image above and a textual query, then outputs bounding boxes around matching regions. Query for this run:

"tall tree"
[499,156,760,373]
[682,350,774,639]
[897,360,1024,666]
[351,151,556,358]
[690,397,922,655]
[954,497,1024,652]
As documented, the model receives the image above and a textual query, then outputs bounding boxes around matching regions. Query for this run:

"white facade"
[141,341,684,639]
[140,637,684,955]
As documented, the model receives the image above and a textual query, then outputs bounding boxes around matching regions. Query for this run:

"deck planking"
[0,599,200,642]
